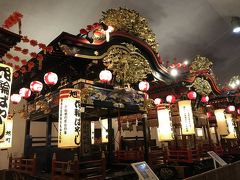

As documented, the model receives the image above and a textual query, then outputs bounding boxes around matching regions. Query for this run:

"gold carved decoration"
[192,77,212,96]
[190,55,213,72]
[100,7,159,53]
[103,43,152,86]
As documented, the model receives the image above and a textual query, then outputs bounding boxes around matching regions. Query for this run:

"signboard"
[0,64,13,142]
[58,89,81,148]
[207,151,227,167]
[0,115,13,149]
[131,161,159,180]
[178,100,195,135]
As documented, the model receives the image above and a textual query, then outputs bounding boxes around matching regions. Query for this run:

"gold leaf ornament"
[190,55,213,72]
[100,7,159,53]
[193,77,212,96]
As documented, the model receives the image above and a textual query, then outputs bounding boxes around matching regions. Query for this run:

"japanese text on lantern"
[58,89,81,148]
[0,64,13,142]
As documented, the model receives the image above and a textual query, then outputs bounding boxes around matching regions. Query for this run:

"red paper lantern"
[138,81,149,91]
[201,96,209,103]
[154,98,163,106]
[227,105,235,112]
[30,81,43,93]
[44,72,58,85]
[19,88,31,98]
[99,70,112,83]
[10,94,21,104]
[187,91,197,100]
[166,95,176,104]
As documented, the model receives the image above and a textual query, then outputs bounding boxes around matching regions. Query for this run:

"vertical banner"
[101,119,108,143]
[224,114,236,139]
[178,100,195,135]
[0,115,13,149]
[91,121,95,144]
[0,64,13,142]
[157,108,174,141]
[214,109,228,135]
[58,89,81,148]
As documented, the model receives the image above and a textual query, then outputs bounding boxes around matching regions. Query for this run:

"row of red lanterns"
[10,72,58,104]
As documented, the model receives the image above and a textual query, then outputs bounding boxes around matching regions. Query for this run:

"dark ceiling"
[0,0,240,85]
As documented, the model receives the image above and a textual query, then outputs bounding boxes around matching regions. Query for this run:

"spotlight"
[231,17,240,33]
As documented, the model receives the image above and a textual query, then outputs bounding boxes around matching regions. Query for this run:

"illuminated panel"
[58,89,81,148]
[178,100,195,135]
[157,108,174,141]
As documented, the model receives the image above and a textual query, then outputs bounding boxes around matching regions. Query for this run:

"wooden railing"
[52,157,106,180]
[8,155,37,176]
[167,149,200,163]
[116,150,144,162]
[148,149,166,169]
[185,160,240,180]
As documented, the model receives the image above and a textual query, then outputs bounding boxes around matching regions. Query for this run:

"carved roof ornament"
[192,77,212,96]
[100,7,159,53]
[102,43,152,86]
[190,55,213,72]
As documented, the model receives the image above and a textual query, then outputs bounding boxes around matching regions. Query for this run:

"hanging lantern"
[227,105,235,112]
[99,70,112,83]
[91,122,95,144]
[187,91,197,100]
[178,100,195,135]
[157,108,174,141]
[58,89,81,148]
[0,115,13,149]
[0,63,13,141]
[154,98,163,106]
[101,119,108,143]
[19,88,31,98]
[196,128,203,137]
[201,96,209,103]
[166,95,176,104]
[224,114,237,139]
[44,72,58,85]
[10,94,21,104]
[214,109,228,135]
[138,81,150,91]
[30,81,43,93]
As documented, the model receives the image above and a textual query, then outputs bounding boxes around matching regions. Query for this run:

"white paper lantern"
[19,88,31,98]
[157,108,174,141]
[10,94,21,104]
[58,89,81,148]
[99,70,112,83]
[138,81,150,91]
[44,72,58,85]
[178,100,195,135]
[30,81,43,93]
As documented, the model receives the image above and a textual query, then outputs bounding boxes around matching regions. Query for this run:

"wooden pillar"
[24,118,31,158]
[142,113,150,162]
[107,113,114,167]
[46,116,52,173]
[46,116,52,147]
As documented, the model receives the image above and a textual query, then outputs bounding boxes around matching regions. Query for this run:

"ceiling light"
[170,68,178,77]
[231,17,240,33]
